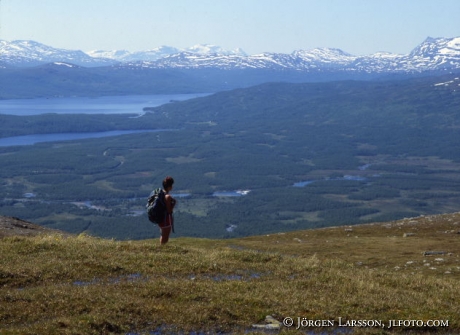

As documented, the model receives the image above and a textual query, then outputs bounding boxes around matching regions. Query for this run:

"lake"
[293,175,369,187]
[0,93,209,146]
[0,129,175,147]
[0,93,210,116]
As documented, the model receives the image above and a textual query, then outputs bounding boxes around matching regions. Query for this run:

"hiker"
[159,176,176,245]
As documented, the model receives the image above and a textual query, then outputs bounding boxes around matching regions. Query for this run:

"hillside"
[0,216,58,238]
[1,73,460,240]
[0,212,458,334]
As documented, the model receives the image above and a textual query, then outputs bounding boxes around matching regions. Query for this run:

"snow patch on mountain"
[434,76,460,87]
[52,62,79,68]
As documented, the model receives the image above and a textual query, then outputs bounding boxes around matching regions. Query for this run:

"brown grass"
[227,212,460,279]
[1,213,459,334]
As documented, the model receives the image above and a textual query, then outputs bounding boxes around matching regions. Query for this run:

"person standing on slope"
[159,176,176,245]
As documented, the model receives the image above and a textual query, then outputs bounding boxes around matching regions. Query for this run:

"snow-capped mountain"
[185,44,247,56]
[0,40,117,67]
[119,37,460,73]
[87,44,247,62]
[1,37,460,74]
[87,46,181,62]
[408,37,460,70]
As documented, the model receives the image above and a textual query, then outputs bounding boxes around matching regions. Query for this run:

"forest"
[0,73,460,239]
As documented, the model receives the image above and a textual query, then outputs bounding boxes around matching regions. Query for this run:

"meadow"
[1,212,459,334]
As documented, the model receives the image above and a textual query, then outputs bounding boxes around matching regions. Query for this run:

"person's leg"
[160,226,172,245]
[159,213,173,245]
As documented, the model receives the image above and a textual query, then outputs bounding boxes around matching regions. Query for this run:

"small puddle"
[73,273,143,286]
[189,271,263,282]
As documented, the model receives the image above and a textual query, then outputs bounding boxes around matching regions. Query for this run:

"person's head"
[162,176,174,191]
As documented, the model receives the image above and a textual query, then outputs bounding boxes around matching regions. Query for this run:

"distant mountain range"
[2,37,460,99]
[1,37,460,74]
[87,44,248,62]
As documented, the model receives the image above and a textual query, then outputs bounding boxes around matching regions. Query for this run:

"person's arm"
[165,194,175,214]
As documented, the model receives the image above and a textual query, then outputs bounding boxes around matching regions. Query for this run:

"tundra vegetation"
[0,212,459,334]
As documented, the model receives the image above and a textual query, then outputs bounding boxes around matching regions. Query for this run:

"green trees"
[1,74,460,239]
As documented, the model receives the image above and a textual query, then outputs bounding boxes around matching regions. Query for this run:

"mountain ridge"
[0,40,116,67]
[1,37,460,74]
[0,215,59,238]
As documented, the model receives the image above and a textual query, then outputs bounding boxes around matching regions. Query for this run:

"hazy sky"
[0,0,459,55]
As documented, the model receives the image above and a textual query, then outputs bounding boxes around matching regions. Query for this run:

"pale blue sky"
[0,0,459,55]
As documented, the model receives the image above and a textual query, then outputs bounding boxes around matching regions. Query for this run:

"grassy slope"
[1,213,459,334]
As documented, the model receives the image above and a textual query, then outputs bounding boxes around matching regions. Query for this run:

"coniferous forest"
[1,73,460,239]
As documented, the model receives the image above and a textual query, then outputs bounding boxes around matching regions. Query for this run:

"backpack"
[146,188,166,224]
